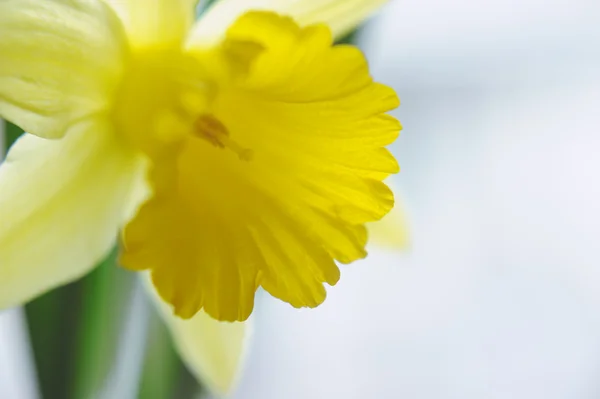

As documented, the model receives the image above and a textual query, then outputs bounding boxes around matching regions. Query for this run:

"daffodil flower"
[0,0,402,393]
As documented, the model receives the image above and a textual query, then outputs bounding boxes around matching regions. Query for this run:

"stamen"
[193,114,254,161]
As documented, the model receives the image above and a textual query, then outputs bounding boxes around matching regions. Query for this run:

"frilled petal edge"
[145,277,251,395]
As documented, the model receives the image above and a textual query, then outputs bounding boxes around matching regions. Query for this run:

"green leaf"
[337,29,360,45]
[5,121,23,150]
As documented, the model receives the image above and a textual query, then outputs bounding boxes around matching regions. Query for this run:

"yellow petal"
[367,185,410,250]
[103,0,198,49]
[121,12,400,321]
[146,278,250,395]
[188,0,389,47]
[0,120,144,309]
[0,0,128,139]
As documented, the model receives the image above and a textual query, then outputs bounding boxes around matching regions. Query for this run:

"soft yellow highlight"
[367,189,411,250]
[103,0,197,49]
[120,12,401,321]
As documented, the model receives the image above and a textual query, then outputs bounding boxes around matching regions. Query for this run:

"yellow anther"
[194,114,254,161]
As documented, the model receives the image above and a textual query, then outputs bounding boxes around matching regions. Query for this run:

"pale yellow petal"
[147,279,250,395]
[0,0,128,139]
[367,186,410,249]
[0,120,144,309]
[188,0,388,47]
[103,0,198,49]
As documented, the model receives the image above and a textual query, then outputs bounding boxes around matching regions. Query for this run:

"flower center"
[192,114,254,161]
[112,50,250,160]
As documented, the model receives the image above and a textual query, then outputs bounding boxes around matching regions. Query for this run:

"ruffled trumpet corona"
[0,0,402,326]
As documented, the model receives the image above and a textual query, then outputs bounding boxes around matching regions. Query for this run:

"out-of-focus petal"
[104,0,198,49]
[0,0,128,138]
[188,0,389,47]
[147,280,250,395]
[367,187,410,249]
[0,120,144,308]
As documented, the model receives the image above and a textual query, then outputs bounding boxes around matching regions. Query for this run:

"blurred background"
[2,0,600,398]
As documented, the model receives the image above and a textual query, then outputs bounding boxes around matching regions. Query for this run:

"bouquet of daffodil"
[0,0,403,395]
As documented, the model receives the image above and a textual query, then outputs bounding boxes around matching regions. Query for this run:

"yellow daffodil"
[0,0,402,393]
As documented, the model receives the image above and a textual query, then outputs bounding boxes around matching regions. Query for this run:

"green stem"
[138,308,199,399]
[71,250,134,399]
[25,280,83,399]
[137,311,182,399]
